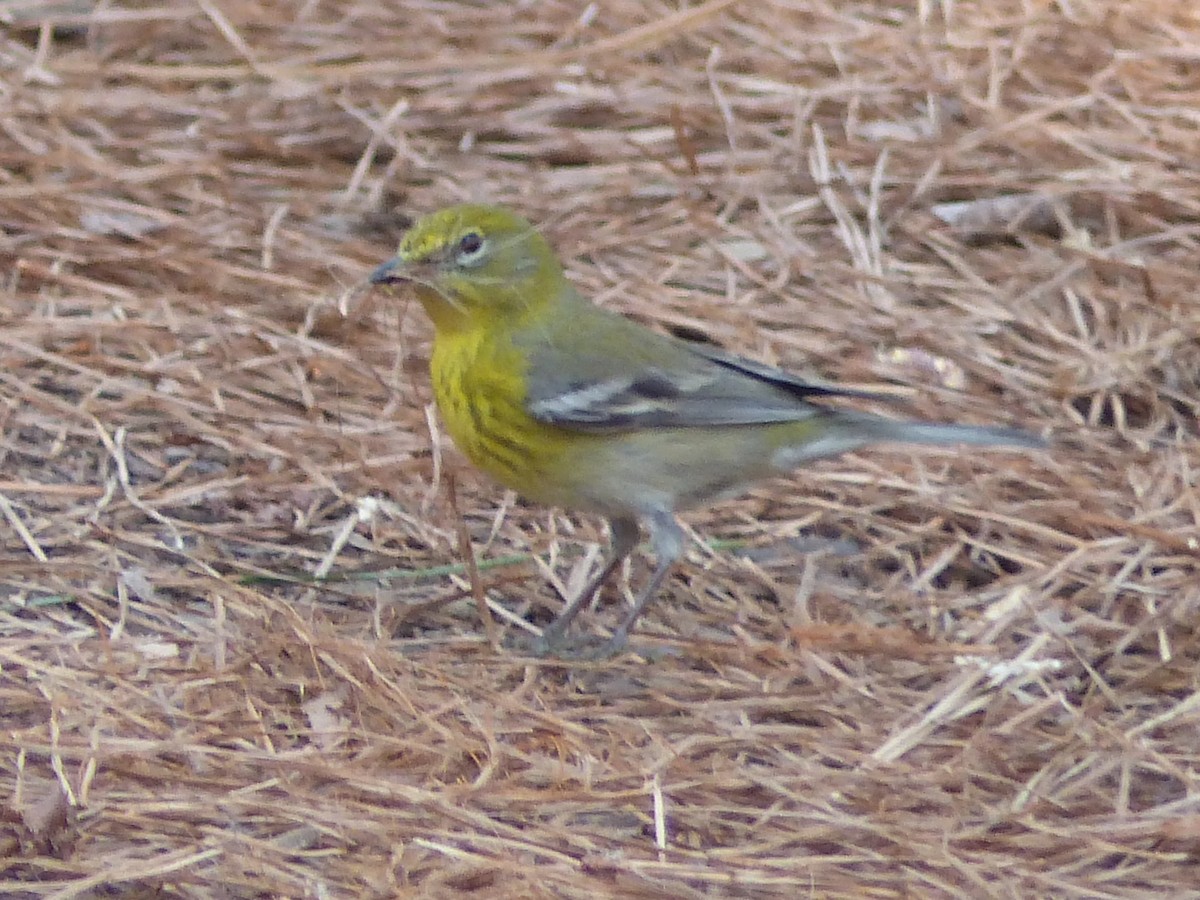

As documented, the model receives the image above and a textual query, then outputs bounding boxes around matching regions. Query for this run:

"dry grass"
[2,0,1199,896]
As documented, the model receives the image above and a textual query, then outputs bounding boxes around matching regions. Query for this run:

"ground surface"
[2,1,1199,897]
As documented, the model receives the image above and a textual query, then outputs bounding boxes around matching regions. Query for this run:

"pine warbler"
[370,204,1044,653]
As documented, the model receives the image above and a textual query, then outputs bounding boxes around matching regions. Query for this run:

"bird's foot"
[517,626,674,661]
[521,627,618,659]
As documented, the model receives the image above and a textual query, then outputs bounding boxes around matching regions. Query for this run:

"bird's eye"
[457,232,484,258]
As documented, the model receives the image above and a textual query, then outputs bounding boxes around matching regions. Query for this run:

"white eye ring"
[456,231,486,264]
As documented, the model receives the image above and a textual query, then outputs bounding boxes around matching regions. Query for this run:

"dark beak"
[368,258,407,285]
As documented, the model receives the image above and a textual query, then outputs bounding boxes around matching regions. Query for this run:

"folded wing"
[521,304,889,433]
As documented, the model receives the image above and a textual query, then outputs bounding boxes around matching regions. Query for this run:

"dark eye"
[458,232,484,256]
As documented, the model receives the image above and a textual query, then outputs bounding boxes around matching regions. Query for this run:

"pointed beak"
[368,257,408,285]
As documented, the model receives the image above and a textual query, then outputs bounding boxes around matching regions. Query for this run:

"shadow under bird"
[369,204,1045,655]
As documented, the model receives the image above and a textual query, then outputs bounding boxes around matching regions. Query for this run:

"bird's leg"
[536,515,640,649]
[604,511,684,654]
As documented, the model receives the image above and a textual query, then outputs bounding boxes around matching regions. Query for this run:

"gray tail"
[865,416,1047,450]
[776,410,1045,467]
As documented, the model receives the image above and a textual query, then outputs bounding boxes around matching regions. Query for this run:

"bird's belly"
[556,426,788,517]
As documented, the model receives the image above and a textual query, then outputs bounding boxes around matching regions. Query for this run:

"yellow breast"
[428,328,577,503]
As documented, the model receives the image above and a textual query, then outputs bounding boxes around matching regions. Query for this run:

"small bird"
[370,204,1044,654]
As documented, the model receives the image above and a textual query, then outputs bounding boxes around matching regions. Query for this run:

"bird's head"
[369,204,564,331]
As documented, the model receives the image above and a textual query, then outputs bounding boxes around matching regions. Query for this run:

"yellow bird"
[370,204,1043,654]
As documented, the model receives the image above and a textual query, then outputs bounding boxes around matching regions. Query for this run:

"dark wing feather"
[684,341,891,404]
